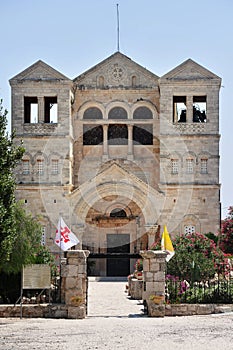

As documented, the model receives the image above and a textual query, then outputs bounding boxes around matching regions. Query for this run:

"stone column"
[145,224,158,248]
[186,95,193,123]
[127,124,134,160]
[61,250,90,319]
[38,96,44,123]
[102,124,108,161]
[140,250,167,317]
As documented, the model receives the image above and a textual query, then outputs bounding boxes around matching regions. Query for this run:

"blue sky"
[1,0,232,218]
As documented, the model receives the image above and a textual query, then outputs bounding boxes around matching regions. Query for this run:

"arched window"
[98,76,104,88]
[132,75,137,87]
[110,208,127,218]
[108,124,128,145]
[83,107,103,120]
[108,107,127,119]
[133,107,153,119]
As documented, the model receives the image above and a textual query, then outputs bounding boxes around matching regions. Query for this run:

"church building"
[10,52,221,276]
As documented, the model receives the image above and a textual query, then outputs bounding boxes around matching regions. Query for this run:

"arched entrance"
[68,161,164,277]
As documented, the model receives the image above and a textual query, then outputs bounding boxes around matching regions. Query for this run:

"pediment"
[160,59,221,82]
[73,51,159,88]
[10,60,71,82]
[70,161,163,200]
[69,161,165,224]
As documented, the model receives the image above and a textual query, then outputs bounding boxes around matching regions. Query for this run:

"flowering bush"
[167,232,230,281]
[219,206,233,255]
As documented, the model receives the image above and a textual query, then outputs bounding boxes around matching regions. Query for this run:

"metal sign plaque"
[22,264,51,289]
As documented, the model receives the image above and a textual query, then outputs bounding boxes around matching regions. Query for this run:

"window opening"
[108,124,128,145]
[44,97,57,123]
[133,124,153,145]
[83,125,103,145]
[186,159,194,173]
[171,159,179,174]
[37,159,44,175]
[108,107,127,119]
[24,97,38,123]
[200,159,208,174]
[133,107,153,119]
[22,160,30,174]
[51,159,59,174]
[83,107,103,120]
[110,208,127,218]
[173,96,186,123]
[193,96,206,123]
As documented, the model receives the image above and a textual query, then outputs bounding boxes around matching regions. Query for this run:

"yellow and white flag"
[161,225,175,262]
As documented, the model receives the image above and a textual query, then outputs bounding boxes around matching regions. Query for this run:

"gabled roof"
[10,60,71,82]
[73,51,159,85]
[160,58,221,83]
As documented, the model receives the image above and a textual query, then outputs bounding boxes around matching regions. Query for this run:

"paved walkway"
[1,280,233,349]
[87,278,144,317]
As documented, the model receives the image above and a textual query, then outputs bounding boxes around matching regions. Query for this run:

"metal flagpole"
[117,3,120,52]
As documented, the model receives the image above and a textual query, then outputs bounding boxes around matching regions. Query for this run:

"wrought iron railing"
[166,276,233,304]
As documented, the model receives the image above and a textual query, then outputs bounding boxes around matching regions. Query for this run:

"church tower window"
[173,96,186,123]
[24,97,38,123]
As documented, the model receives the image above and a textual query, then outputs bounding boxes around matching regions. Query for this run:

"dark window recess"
[133,107,153,119]
[44,97,57,123]
[83,125,103,145]
[193,96,207,123]
[173,96,186,123]
[110,208,127,218]
[108,107,127,119]
[133,124,153,145]
[24,97,38,123]
[83,107,103,119]
[108,124,128,145]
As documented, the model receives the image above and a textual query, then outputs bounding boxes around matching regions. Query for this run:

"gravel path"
[1,280,233,350]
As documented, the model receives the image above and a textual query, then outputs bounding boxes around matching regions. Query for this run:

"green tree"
[0,201,55,274]
[0,100,54,274]
[219,206,233,255]
[0,99,24,247]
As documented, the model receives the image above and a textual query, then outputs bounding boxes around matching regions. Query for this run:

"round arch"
[70,176,164,225]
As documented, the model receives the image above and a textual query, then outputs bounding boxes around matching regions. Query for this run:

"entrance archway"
[68,161,164,277]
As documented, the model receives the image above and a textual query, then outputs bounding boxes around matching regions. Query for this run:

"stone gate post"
[140,250,167,317]
[61,250,90,319]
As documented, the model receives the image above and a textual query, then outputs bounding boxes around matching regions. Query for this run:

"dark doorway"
[107,234,130,276]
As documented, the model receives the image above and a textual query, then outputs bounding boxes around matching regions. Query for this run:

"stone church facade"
[10,52,221,276]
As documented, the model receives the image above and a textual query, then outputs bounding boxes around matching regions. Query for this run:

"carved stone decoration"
[110,64,125,82]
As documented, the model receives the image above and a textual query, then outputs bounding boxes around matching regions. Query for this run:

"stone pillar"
[38,96,44,123]
[61,250,90,319]
[186,95,193,123]
[140,250,167,317]
[127,124,134,160]
[102,124,108,161]
[145,224,158,248]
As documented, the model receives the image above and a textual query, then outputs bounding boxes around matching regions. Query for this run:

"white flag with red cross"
[54,217,79,251]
